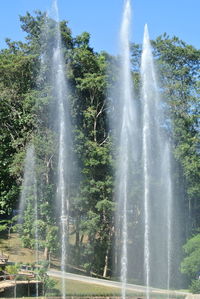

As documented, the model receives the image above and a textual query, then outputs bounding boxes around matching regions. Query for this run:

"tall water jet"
[141,24,156,298]
[50,1,73,298]
[18,144,39,297]
[114,0,136,297]
[141,24,174,294]
[34,176,39,298]
[163,143,173,294]
[18,145,37,222]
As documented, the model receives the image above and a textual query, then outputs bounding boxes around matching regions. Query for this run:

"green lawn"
[52,277,123,296]
[51,277,186,298]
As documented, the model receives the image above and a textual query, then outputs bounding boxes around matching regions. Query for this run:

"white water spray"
[141,24,153,298]
[34,174,39,298]
[141,24,174,294]
[51,1,72,298]
[164,143,173,294]
[118,0,134,298]
[141,24,160,298]
[19,145,37,221]
[18,145,39,295]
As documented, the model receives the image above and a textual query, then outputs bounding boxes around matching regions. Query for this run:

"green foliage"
[0,49,39,215]
[189,279,200,294]
[0,218,16,234]
[19,11,47,54]
[33,261,55,295]
[153,35,200,232]
[5,264,20,275]
[181,234,200,279]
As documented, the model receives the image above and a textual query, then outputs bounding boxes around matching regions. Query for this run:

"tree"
[152,35,200,234]
[180,234,200,281]
[0,51,39,215]
[66,34,114,276]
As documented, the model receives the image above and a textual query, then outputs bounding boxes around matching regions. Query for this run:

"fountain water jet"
[141,24,157,299]
[34,176,39,298]
[165,143,173,294]
[18,145,37,222]
[114,0,136,298]
[18,144,39,296]
[141,24,174,295]
[50,1,73,298]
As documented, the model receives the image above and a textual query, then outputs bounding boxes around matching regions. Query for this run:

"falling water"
[18,145,37,222]
[141,24,156,299]
[141,24,174,295]
[141,23,163,296]
[18,144,39,295]
[34,176,39,298]
[50,1,72,298]
[164,143,173,294]
[117,0,135,298]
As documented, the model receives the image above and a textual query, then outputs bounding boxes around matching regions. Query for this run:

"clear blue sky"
[0,0,200,54]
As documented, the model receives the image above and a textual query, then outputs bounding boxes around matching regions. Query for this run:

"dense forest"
[0,11,200,289]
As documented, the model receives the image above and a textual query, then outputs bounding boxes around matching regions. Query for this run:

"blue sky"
[0,0,200,54]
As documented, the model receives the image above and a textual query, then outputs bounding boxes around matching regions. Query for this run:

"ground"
[0,233,189,298]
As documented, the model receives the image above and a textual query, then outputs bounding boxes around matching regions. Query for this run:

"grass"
[52,277,123,296]
[0,233,60,266]
[50,277,186,298]
[0,233,37,264]
[0,233,77,269]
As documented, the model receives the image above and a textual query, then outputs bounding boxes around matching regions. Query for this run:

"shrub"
[190,279,200,293]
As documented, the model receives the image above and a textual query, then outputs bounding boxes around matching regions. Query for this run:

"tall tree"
[152,35,200,234]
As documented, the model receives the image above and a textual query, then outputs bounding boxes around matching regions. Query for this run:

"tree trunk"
[28,280,30,297]
[44,247,49,260]
[75,217,80,265]
[103,248,109,278]
[48,251,51,267]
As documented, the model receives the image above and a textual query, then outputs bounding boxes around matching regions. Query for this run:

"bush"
[5,264,19,275]
[190,279,200,293]
[181,234,200,280]
[45,288,61,296]
[16,275,28,281]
